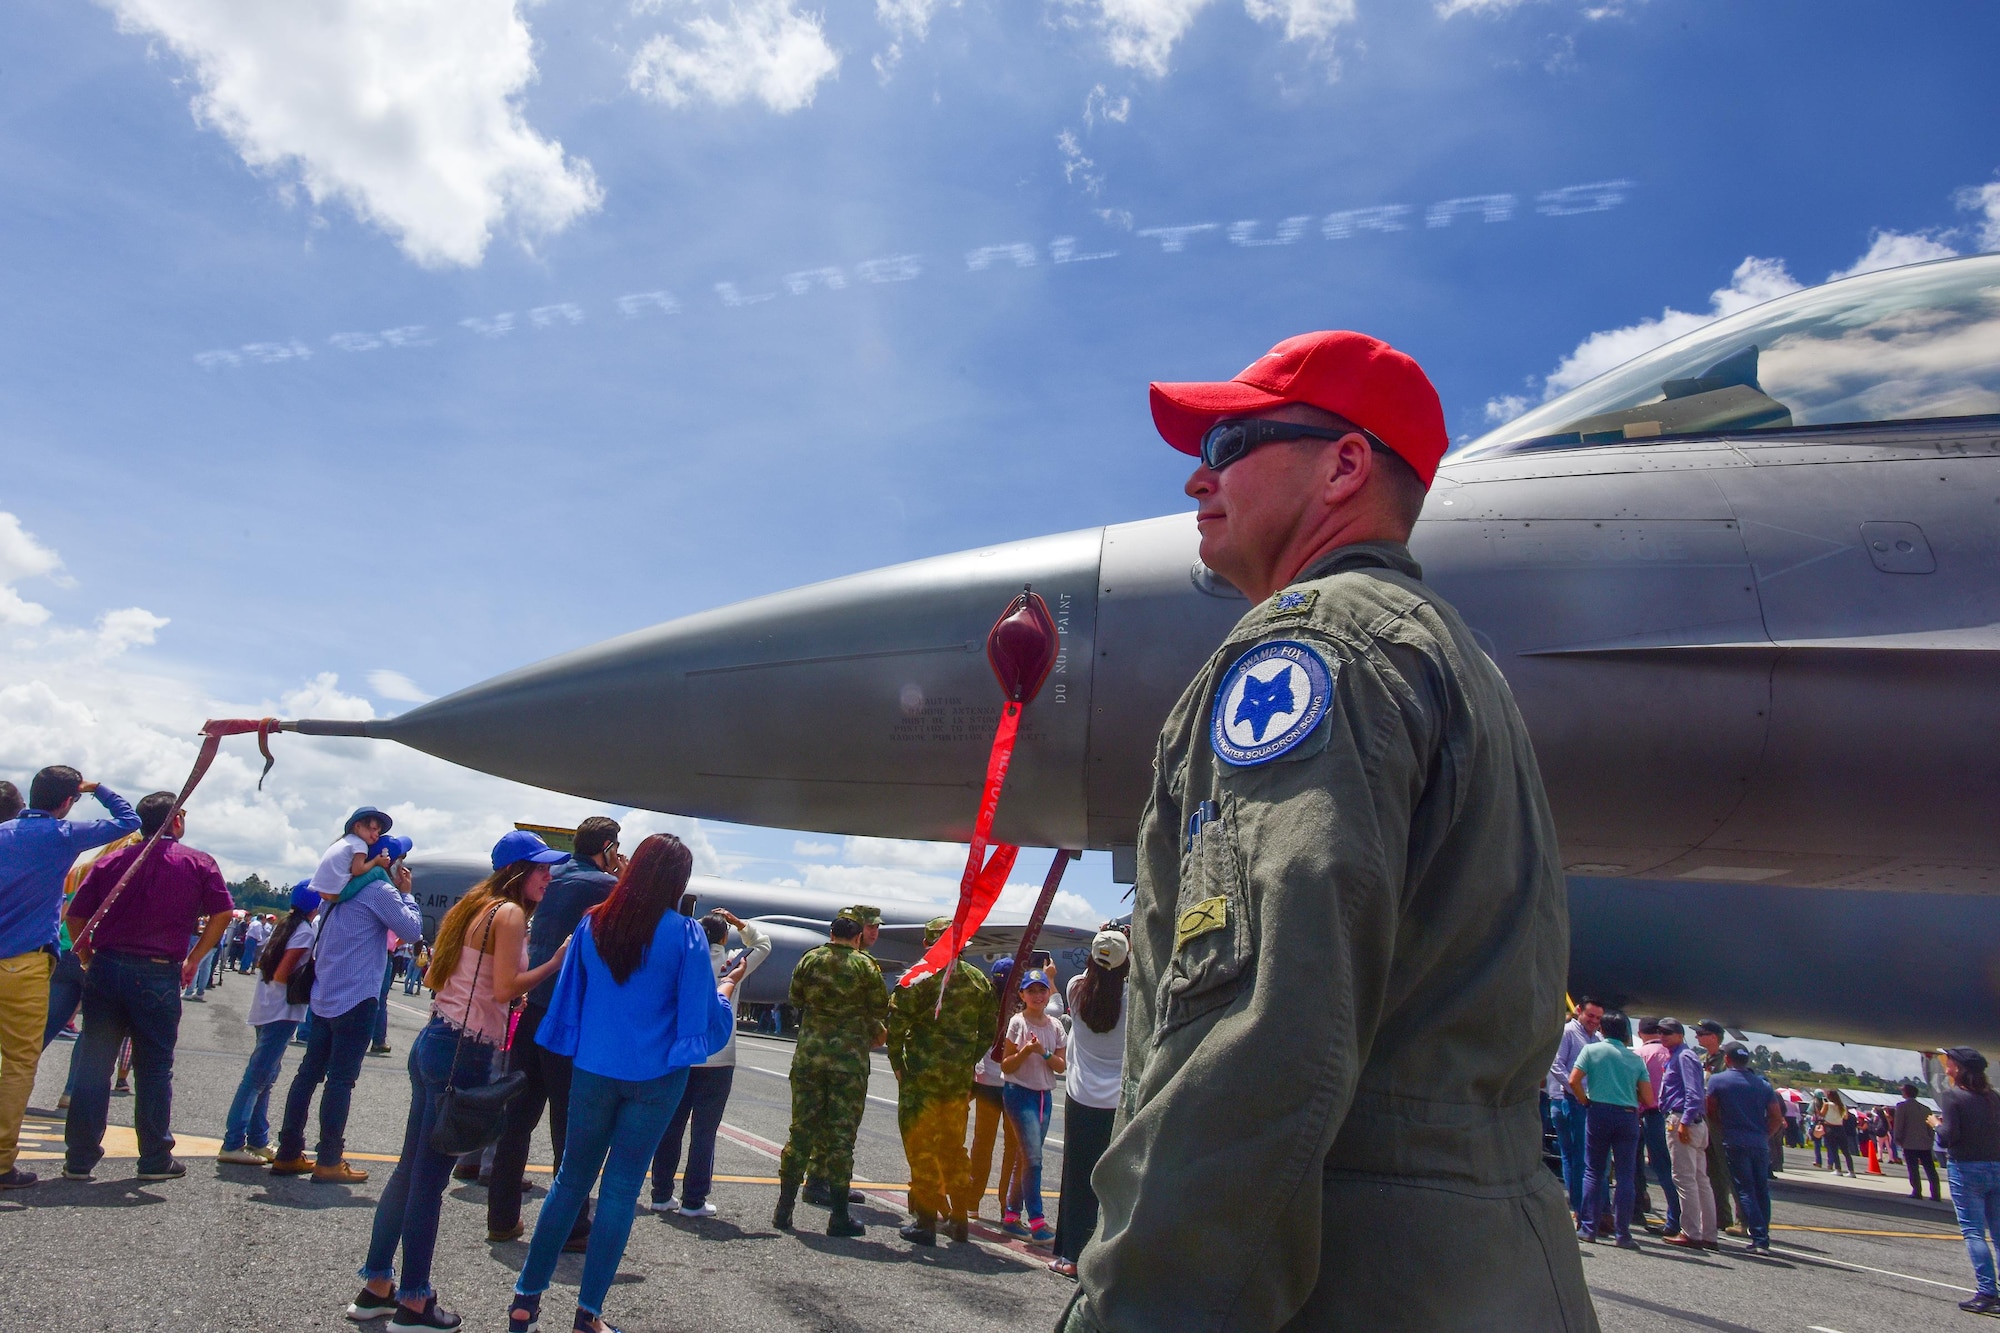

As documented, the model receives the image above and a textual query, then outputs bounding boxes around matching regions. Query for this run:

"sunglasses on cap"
[1198,416,1392,472]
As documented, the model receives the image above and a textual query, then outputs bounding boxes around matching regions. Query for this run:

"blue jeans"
[223,1020,298,1150]
[1950,1159,2000,1295]
[1640,1109,1679,1231]
[1724,1140,1773,1245]
[277,998,378,1165]
[41,949,85,1047]
[652,1065,734,1207]
[518,1066,687,1318]
[1579,1102,1639,1241]
[403,959,423,995]
[184,947,214,998]
[1553,1093,1588,1213]
[64,952,183,1173]
[361,1018,494,1300]
[372,958,397,1046]
[1002,1083,1053,1221]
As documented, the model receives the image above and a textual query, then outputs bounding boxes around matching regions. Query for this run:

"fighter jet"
[299,255,2000,1049]
[402,858,1095,1010]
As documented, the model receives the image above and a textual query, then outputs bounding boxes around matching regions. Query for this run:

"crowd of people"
[0,765,1135,1331]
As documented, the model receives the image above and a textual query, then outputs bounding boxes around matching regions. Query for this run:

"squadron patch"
[1267,588,1318,618]
[1210,639,1334,767]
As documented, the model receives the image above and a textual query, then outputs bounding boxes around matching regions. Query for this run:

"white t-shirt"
[245,919,269,950]
[246,917,318,1027]
[1064,975,1126,1110]
[1004,1010,1067,1093]
[308,833,370,899]
[974,1049,1005,1088]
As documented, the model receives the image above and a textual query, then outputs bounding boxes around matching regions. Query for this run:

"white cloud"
[1828,229,1958,281]
[1090,0,1214,76]
[1056,129,1103,194]
[0,512,62,626]
[1083,83,1130,126]
[629,0,841,114]
[103,0,602,268]
[792,838,838,856]
[1483,393,1528,424]
[1435,0,1527,13]
[1243,0,1355,48]
[876,0,951,39]
[0,510,721,883]
[1541,256,1801,398]
[1959,179,2000,252]
[368,669,435,704]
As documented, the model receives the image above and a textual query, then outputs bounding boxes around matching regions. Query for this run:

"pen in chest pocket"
[1184,800,1221,852]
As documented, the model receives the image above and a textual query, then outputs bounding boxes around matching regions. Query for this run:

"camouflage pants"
[781,1066,869,1196]
[898,1085,973,1219]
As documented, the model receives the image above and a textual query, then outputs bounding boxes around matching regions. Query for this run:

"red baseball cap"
[1149,330,1450,487]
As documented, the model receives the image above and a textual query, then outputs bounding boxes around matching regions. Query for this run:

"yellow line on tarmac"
[1770,1223,1961,1240]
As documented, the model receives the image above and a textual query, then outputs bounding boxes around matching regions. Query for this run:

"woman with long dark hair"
[345,832,572,1330]
[1821,1087,1858,1176]
[1050,928,1130,1278]
[217,883,321,1163]
[508,833,735,1333]
[1937,1047,2000,1314]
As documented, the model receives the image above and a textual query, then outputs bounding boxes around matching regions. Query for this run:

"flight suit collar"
[1292,538,1422,586]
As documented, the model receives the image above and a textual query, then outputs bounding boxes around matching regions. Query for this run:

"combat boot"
[899,1209,937,1246]
[801,1177,832,1207]
[772,1182,798,1231]
[826,1201,865,1238]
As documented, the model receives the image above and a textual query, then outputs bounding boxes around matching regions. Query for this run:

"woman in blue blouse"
[507,834,736,1333]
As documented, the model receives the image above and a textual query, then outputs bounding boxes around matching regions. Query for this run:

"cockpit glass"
[1458,254,2000,458]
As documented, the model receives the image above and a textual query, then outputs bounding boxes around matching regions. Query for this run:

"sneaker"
[61,1165,94,1181]
[250,1145,276,1162]
[1002,1216,1031,1239]
[0,1167,39,1189]
[488,1223,526,1243]
[345,1289,399,1322]
[217,1148,268,1165]
[112,1080,130,1095]
[647,1195,679,1213]
[1576,1229,1598,1244]
[136,1158,187,1181]
[1960,1294,2000,1315]
[1029,1220,1056,1245]
[269,1155,314,1176]
[677,1201,717,1218]
[507,1295,541,1333]
[388,1297,461,1329]
[314,1161,370,1185]
[1613,1237,1641,1250]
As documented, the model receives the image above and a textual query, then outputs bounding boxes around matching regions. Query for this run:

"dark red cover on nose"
[986,589,1059,704]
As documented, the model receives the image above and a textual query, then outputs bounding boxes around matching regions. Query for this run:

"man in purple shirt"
[0,766,139,1190]
[62,792,234,1181]
[1655,1017,1717,1250]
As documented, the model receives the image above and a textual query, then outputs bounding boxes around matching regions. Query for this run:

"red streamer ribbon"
[76,718,278,959]
[899,700,1023,991]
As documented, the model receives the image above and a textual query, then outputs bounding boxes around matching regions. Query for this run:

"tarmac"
[3,970,1984,1332]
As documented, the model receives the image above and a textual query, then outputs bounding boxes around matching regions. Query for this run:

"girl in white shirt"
[999,968,1067,1242]
[1050,929,1129,1277]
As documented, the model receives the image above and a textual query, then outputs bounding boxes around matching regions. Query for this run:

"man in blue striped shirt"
[1545,996,1604,1221]
[0,766,139,1189]
[1655,1017,1717,1249]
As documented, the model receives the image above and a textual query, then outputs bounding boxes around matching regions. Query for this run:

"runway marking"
[1807,1326,1850,1332]
[1767,1244,1975,1295]
[1771,1224,1960,1240]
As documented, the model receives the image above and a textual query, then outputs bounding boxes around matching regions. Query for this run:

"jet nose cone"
[373,527,1105,845]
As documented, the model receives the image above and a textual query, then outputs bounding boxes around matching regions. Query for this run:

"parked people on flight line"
[968,955,1024,1223]
[0,766,137,1189]
[218,882,321,1163]
[1051,928,1129,1278]
[1633,1017,1677,1235]
[1694,1019,1738,1234]
[1895,1081,1943,1201]
[60,792,233,1181]
[1933,1047,2000,1316]
[506,833,735,1333]
[1707,1043,1785,1256]
[1569,1011,1655,1248]
[1655,1018,1718,1252]
[1547,995,1605,1222]
[1000,968,1066,1244]
[884,915,995,1247]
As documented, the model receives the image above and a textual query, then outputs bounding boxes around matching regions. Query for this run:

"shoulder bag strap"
[443,902,504,1082]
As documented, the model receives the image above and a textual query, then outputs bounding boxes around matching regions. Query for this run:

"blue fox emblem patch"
[1211,640,1334,766]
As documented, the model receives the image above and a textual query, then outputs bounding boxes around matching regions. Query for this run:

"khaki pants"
[1669,1115,1717,1243]
[0,950,54,1173]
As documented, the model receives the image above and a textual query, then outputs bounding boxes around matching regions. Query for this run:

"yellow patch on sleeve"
[1175,896,1229,951]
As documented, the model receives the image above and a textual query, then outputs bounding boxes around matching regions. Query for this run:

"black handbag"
[430,903,528,1157]
[284,902,332,1007]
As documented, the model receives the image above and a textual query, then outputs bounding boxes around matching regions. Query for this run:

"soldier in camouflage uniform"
[803,904,884,1208]
[886,916,998,1245]
[774,913,889,1237]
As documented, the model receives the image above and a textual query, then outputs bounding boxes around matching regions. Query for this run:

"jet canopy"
[1460,253,2000,458]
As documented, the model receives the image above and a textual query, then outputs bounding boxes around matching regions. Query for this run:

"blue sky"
[2,0,1995,1073]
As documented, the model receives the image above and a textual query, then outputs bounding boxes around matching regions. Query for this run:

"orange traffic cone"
[1867,1135,1883,1175]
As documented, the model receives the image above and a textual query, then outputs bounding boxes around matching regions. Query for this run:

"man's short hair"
[29,766,83,812]
[573,816,621,862]
[1575,996,1604,1013]
[1637,1016,1662,1037]
[136,792,178,838]
[830,917,862,942]
[1599,1012,1632,1044]
[700,911,729,945]
[1901,1082,1919,1098]
[0,781,21,822]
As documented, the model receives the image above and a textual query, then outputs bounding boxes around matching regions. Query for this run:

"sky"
[2,0,1996,1073]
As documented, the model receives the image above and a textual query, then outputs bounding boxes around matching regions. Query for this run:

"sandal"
[1048,1258,1078,1279]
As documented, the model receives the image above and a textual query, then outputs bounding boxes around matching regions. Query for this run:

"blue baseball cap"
[491,828,570,870]
[289,879,319,915]
[1020,968,1052,991]
[344,806,394,835]
[990,957,1015,981]
[371,835,414,862]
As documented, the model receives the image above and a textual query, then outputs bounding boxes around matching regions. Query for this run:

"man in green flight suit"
[802,903,884,1208]
[1061,332,1597,1332]
[775,911,889,1238]
[887,916,998,1246]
